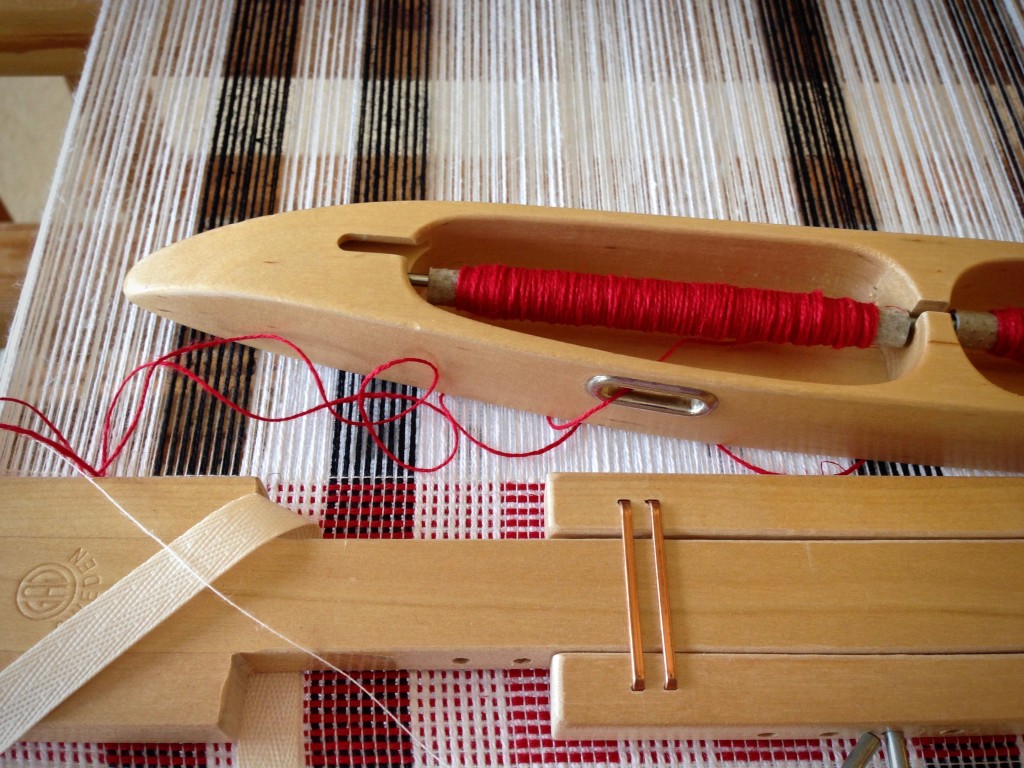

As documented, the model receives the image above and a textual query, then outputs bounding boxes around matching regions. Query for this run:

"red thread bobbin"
[991,308,1024,361]
[454,264,880,350]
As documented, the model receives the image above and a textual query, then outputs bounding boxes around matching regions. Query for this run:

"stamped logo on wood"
[16,548,102,621]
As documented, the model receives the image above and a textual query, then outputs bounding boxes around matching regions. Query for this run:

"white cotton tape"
[236,673,308,768]
[0,492,316,753]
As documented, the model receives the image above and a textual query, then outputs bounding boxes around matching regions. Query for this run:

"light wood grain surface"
[0,0,98,77]
[0,222,35,343]
[3,476,1023,741]
[124,202,1024,470]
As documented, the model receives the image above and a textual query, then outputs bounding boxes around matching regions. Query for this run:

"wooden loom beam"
[0,222,35,343]
[2,475,1023,742]
[0,0,98,78]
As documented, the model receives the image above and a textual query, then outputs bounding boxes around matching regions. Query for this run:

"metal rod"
[842,732,883,768]
[884,731,910,768]
[618,499,645,692]
[646,499,677,690]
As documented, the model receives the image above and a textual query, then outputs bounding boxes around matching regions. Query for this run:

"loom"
[3,1,1024,766]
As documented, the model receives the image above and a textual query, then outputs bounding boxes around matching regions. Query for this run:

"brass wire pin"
[646,498,677,690]
[618,499,645,691]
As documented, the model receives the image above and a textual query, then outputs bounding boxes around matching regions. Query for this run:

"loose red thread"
[2,335,452,476]
[715,444,865,476]
[991,308,1024,361]
[454,264,880,349]
[0,333,861,477]
[0,334,619,477]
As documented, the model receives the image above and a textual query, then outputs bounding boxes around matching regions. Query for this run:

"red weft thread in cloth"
[991,308,1024,361]
[454,264,881,349]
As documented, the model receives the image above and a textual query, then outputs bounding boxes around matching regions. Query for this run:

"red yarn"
[455,264,880,349]
[715,444,865,476]
[1,335,459,476]
[0,332,864,477]
[991,308,1024,361]
[0,334,623,476]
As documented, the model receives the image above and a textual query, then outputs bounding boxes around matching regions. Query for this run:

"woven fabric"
[1,0,1022,766]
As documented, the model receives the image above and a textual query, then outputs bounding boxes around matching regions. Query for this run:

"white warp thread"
[0,493,315,754]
